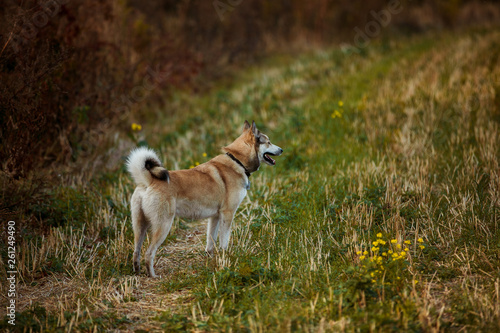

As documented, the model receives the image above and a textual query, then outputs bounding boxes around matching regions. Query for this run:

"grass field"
[1,28,500,332]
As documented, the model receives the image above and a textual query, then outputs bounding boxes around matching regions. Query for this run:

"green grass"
[2,28,500,332]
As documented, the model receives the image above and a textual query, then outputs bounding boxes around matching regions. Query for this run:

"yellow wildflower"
[388,250,393,254]
[379,240,386,245]
[372,241,379,246]
[189,165,194,169]
[195,161,200,166]
[418,238,424,243]
[404,248,409,252]
[131,123,142,131]
[356,251,362,255]
[363,251,368,256]
[331,110,342,118]
[338,101,344,107]
[400,251,406,256]
[404,240,411,245]
[203,152,207,157]
[382,252,387,256]
[391,239,397,244]
[414,280,419,284]
[360,256,365,260]
[396,244,402,249]
[419,245,425,250]
[372,247,379,252]
[376,233,382,238]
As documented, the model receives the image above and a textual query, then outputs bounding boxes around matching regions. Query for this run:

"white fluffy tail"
[126,147,169,187]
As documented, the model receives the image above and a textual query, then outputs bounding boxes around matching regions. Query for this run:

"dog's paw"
[146,266,156,278]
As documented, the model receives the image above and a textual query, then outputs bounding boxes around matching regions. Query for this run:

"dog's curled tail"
[126,147,169,187]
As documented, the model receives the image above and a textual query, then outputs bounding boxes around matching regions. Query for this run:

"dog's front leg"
[206,214,220,255]
[218,210,235,250]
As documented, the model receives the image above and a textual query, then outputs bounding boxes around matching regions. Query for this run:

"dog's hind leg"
[131,189,149,274]
[205,214,220,255]
[145,207,175,278]
[132,212,148,274]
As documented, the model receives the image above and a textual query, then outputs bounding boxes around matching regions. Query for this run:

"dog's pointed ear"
[251,121,260,138]
[243,120,251,132]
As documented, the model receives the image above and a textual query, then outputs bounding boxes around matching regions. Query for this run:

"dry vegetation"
[2,0,500,331]
[0,25,499,331]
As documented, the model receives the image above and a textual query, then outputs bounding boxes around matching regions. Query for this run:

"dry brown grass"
[1,27,500,331]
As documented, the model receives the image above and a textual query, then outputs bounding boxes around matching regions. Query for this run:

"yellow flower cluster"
[131,123,142,131]
[331,101,344,119]
[418,237,425,249]
[190,153,209,169]
[190,160,203,169]
[355,233,427,285]
[331,110,342,119]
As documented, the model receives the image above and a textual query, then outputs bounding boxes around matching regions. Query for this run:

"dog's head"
[223,120,283,173]
[243,120,283,167]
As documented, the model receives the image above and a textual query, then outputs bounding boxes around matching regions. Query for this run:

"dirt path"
[4,220,209,331]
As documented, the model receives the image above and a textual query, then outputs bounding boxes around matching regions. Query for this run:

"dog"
[126,120,283,277]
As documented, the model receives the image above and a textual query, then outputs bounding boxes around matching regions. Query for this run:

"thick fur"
[126,147,169,187]
[127,121,283,277]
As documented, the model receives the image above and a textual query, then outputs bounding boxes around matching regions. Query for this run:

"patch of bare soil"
[2,219,209,331]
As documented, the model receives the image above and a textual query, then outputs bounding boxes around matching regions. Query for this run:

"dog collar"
[226,153,251,178]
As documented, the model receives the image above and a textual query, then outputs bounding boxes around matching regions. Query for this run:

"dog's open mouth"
[263,152,277,165]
